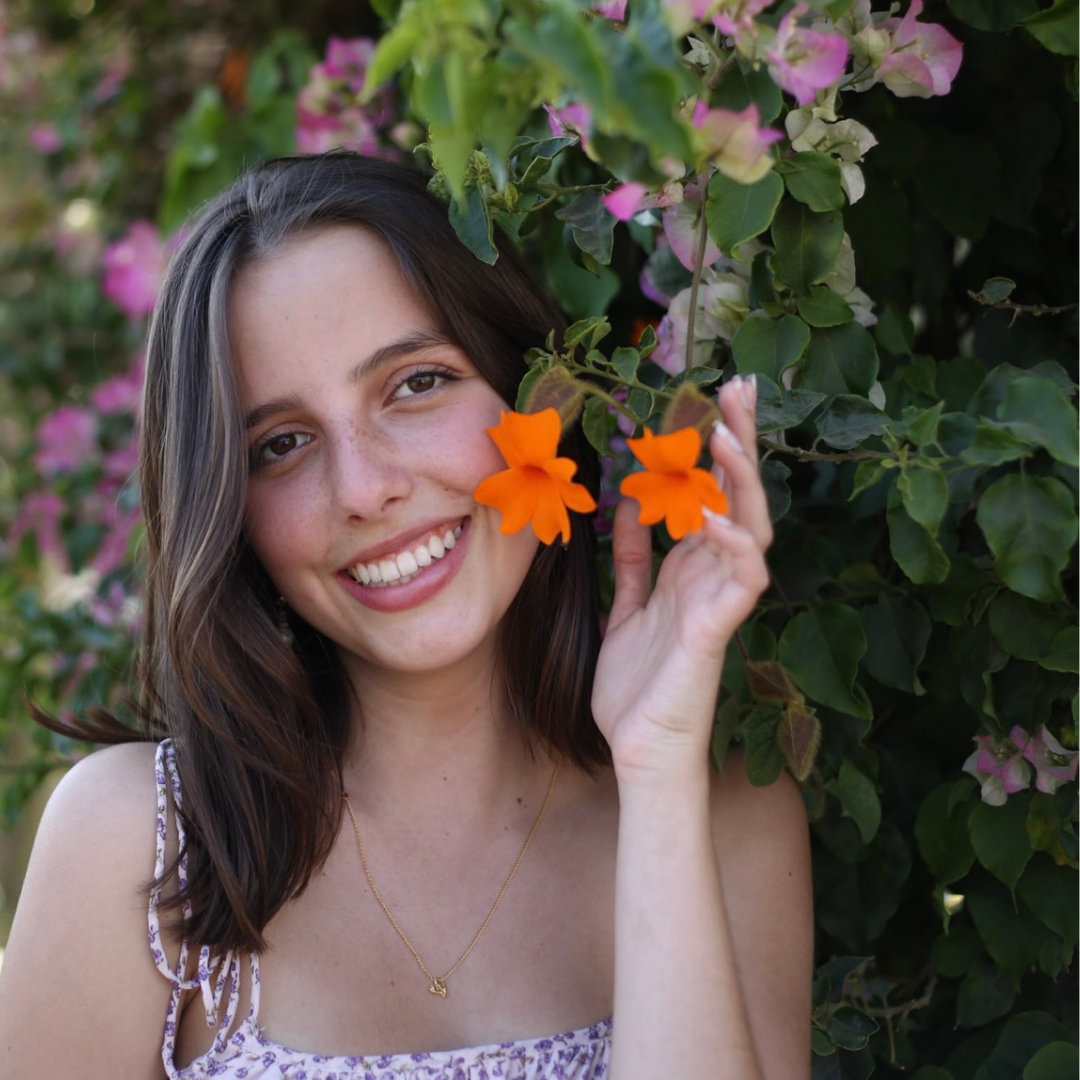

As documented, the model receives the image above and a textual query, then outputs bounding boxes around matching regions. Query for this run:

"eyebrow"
[243,330,456,431]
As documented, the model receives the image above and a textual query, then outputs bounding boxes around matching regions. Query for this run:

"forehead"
[229,225,438,395]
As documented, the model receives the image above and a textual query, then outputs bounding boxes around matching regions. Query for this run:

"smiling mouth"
[344,521,464,588]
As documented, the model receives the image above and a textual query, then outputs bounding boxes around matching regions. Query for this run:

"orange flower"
[474,409,597,545]
[619,427,729,540]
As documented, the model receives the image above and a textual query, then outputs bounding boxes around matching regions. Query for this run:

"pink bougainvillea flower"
[544,101,592,142]
[594,0,627,19]
[102,220,168,321]
[90,354,144,415]
[712,0,772,43]
[875,0,963,98]
[1011,725,1078,795]
[692,103,783,184]
[28,122,62,154]
[323,36,376,93]
[474,409,597,545]
[33,405,97,476]
[962,733,1032,806]
[6,492,66,565]
[662,180,720,271]
[765,4,850,106]
[620,427,729,540]
[603,181,649,222]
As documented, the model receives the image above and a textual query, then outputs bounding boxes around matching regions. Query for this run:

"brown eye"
[253,431,312,469]
[405,373,436,394]
[267,434,300,457]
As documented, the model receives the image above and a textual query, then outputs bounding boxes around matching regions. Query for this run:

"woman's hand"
[591,374,772,783]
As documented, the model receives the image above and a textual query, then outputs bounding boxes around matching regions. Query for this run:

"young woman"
[0,153,812,1079]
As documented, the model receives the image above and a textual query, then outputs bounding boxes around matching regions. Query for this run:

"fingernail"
[741,374,756,412]
[713,419,745,455]
[703,506,732,526]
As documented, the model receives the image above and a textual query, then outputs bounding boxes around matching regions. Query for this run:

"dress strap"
[150,740,260,1076]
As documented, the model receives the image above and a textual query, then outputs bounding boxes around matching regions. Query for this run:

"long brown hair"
[51,153,607,954]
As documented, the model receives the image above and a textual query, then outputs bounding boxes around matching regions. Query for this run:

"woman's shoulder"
[0,739,174,1077]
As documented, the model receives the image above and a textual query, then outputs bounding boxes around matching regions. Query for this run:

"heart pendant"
[428,977,448,998]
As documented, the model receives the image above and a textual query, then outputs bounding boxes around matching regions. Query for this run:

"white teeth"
[349,522,465,588]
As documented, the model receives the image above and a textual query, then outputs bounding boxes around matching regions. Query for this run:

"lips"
[336,517,471,613]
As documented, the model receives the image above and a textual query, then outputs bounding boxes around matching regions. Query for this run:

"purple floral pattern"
[151,741,612,1079]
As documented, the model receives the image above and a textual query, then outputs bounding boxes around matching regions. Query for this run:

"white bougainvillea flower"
[785,111,878,203]
[651,270,750,373]
[662,180,721,271]
[692,102,782,184]
[1012,725,1079,795]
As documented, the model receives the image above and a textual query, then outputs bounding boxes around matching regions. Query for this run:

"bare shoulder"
[0,740,170,1079]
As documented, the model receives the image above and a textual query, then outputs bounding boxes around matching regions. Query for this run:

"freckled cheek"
[243,481,332,580]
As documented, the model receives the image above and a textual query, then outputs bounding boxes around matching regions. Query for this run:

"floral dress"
[151,741,612,1079]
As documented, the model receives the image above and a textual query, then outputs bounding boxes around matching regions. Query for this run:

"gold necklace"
[342,761,559,999]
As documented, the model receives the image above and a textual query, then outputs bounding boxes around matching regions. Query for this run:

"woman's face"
[232,225,539,679]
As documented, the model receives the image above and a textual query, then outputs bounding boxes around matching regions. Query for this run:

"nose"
[328,422,412,521]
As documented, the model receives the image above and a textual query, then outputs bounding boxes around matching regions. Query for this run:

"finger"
[607,497,654,633]
[717,374,758,458]
[708,419,773,551]
[699,509,771,604]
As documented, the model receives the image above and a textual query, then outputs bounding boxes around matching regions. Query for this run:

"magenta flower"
[102,220,167,321]
[593,0,627,19]
[1011,726,1078,795]
[765,4,850,106]
[962,733,1032,806]
[544,101,592,142]
[323,36,376,94]
[603,182,649,222]
[662,181,721,271]
[28,122,62,154]
[876,0,963,98]
[6,492,66,565]
[34,405,98,476]
[713,0,772,43]
[90,355,144,415]
[692,103,783,184]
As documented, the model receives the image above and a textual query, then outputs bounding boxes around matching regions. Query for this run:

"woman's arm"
[594,375,813,1078]
[0,742,172,1079]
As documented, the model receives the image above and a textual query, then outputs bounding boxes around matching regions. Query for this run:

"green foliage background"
[0,0,1076,1075]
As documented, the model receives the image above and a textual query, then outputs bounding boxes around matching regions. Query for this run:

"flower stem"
[684,185,711,372]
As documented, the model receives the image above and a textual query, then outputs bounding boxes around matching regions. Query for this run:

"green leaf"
[903,401,945,449]
[610,346,639,384]
[782,152,845,212]
[978,276,1018,303]
[1017,856,1078,949]
[731,315,810,382]
[969,794,1035,890]
[816,396,887,450]
[826,761,881,844]
[862,595,932,695]
[899,465,949,535]
[977,474,1077,602]
[916,782,976,884]
[582,394,614,458]
[932,926,984,977]
[555,191,616,265]
[770,201,844,296]
[753,376,826,434]
[962,423,1034,466]
[987,592,1069,662]
[706,170,784,255]
[628,387,654,421]
[742,704,786,786]
[798,286,855,328]
[826,1007,878,1052]
[711,57,782,123]
[974,1011,1073,1080]
[1024,1042,1080,1079]
[967,878,1052,987]
[957,959,1017,1029]
[761,458,793,523]
[947,0,1038,31]
[1041,627,1079,673]
[849,458,893,501]
[1022,0,1080,56]
[997,376,1080,467]
[778,603,872,720]
[888,486,950,584]
[447,183,498,264]
[799,324,880,396]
